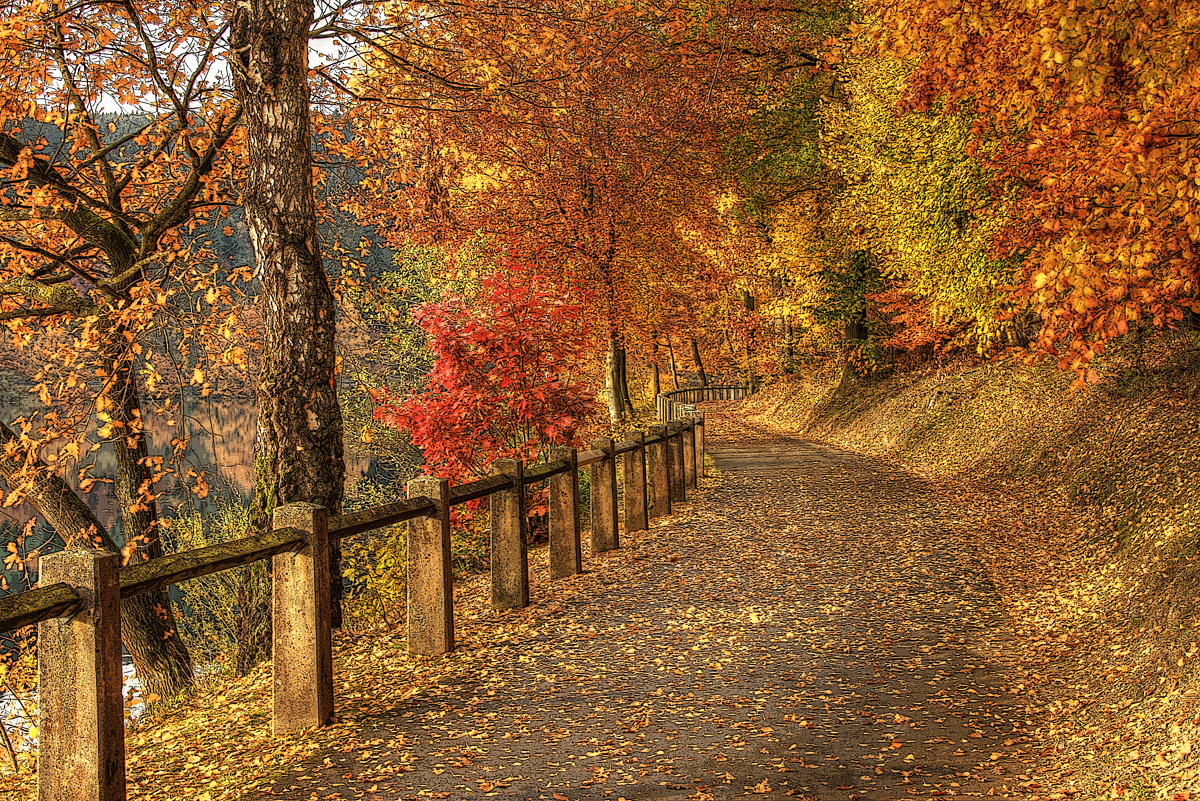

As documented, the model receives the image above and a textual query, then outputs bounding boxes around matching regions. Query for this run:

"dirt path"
[264,405,1034,800]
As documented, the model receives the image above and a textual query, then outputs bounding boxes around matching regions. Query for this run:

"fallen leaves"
[9,388,1181,801]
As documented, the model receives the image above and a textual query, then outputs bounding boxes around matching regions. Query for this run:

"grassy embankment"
[740,336,1200,799]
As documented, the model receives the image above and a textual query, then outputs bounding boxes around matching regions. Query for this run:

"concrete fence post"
[407,477,454,656]
[667,421,686,504]
[273,503,334,734]
[695,411,706,478]
[647,424,672,518]
[623,431,649,534]
[590,437,619,553]
[37,549,125,801]
[683,419,697,489]
[549,447,582,579]
[490,459,530,610]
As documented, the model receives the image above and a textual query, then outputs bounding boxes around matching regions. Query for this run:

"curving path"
[266,404,1030,800]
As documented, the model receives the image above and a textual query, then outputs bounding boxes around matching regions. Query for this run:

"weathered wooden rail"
[0,386,744,801]
[656,384,747,423]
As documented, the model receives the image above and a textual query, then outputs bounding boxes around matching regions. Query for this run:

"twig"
[0,711,17,772]
[0,673,32,732]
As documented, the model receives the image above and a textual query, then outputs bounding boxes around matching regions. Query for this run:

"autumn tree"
[324,0,773,421]
[230,0,346,664]
[374,262,595,482]
[0,0,252,699]
[865,0,1200,383]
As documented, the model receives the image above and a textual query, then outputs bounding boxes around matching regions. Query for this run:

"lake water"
[1,653,143,751]
[0,390,405,747]
[0,391,390,589]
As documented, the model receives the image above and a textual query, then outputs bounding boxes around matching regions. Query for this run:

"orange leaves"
[857,0,1200,381]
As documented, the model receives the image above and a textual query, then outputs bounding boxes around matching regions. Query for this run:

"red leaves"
[374,262,596,484]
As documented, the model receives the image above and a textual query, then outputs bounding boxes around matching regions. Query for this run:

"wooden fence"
[0,386,745,801]
[656,384,747,424]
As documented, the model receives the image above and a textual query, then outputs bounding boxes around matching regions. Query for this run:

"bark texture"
[604,338,622,424]
[689,337,708,387]
[231,0,346,669]
[616,341,634,418]
[667,338,680,391]
[0,419,195,700]
[649,336,661,400]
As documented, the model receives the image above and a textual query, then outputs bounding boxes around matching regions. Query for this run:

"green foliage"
[818,55,1018,351]
[845,339,886,377]
[743,49,1025,369]
[340,477,491,632]
[812,250,883,334]
[735,74,832,219]
[166,504,254,670]
[341,521,408,632]
[339,243,445,397]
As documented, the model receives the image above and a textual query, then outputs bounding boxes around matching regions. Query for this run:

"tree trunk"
[231,0,346,672]
[649,335,661,400]
[0,419,195,700]
[740,289,758,391]
[722,327,736,359]
[616,341,635,419]
[689,337,708,387]
[103,331,162,565]
[772,274,793,374]
[783,320,795,374]
[101,328,197,698]
[667,338,680,391]
[604,338,622,424]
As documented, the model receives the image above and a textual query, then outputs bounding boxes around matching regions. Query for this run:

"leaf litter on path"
[253,404,1047,800]
[0,402,1070,801]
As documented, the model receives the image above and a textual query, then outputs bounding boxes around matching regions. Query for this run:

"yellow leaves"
[4,541,21,570]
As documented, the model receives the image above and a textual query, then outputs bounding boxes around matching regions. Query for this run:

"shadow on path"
[266,404,1030,800]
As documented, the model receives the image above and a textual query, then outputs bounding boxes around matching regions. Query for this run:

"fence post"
[647,424,672,519]
[407,477,454,656]
[590,437,619,553]
[667,421,686,503]
[623,431,648,534]
[682,419,697,489]
[272,503,334,733]
[490,459,529,610]
[37,549,125,801]
[694,410,706,478]
[549,447,582,579]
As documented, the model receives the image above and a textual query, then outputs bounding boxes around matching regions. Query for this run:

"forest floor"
[739,344,1200,801]
[3,351,1197,800]
[244,405,1041,801]
[1,401,1087,801]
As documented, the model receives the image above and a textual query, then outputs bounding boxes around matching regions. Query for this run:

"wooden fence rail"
[0,394,734,801]
[655,383,747,424]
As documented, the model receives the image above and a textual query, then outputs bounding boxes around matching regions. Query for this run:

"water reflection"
[0,393,380,590]
[0,391,405,745]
